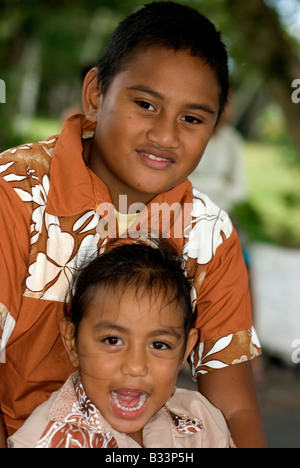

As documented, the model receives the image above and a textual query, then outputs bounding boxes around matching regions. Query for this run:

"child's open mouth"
[110,389,150,418]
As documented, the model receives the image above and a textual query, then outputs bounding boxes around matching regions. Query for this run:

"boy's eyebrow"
[127,85,217,115]
[127,85,164,100]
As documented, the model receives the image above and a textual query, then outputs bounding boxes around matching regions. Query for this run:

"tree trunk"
[227,0,300,161]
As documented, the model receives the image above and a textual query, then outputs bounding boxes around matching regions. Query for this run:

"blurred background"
[0,0,299,448]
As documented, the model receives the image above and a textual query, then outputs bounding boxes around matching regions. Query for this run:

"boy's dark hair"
[65,240,196,349]
[96,1,229,116]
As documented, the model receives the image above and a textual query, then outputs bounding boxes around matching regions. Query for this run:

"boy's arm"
[0,177,31,437]
[0,418,7,448]
[197,360,267,448]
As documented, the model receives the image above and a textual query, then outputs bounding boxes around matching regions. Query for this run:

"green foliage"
[0,0,265,150]
[233,142,300,247]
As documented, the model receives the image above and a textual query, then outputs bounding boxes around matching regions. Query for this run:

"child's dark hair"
[65,240,196,350]
[96,1,229,117]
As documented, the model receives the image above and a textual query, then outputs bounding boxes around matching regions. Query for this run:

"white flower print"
[73,210,100,234]
[190,335,233,377]
[25,224,99,301]
[31,174,54,244]
[0,161,16,175]
[183,189,233,265]
[11,172,58,244]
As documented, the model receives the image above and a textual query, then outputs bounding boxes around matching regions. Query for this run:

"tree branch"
[227,0,300,160]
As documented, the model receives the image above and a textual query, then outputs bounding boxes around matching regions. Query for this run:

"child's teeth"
[112,391,147,411]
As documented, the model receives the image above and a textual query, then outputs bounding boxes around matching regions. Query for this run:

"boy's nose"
[120,346,149,377]
[146,114,180,149]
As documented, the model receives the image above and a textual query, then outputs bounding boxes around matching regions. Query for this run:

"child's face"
[83,47,220,207]
[67,287,197,446]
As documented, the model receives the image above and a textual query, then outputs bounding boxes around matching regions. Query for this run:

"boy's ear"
[82,67,102,122]
[181,328,199,369]
[60,318,79,368]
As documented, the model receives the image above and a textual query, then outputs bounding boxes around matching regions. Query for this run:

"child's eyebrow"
[93,320,182,340]
[149,328,182,341]
[93,321,127,334]
[127,85,216,115]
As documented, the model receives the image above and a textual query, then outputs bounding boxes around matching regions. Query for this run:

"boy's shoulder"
[184,186,233,265]
[0,136,59,211]
[0,135,59,181]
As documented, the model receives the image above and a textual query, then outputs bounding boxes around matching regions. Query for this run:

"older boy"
[0,2,266,447]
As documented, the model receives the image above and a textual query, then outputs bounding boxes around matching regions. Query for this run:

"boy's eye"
[136,100,155,112]
[150,341,171,351]
[103,336,123,346]
[182,115,202,124]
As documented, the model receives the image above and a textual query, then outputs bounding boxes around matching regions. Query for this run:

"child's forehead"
[90,283,185,325]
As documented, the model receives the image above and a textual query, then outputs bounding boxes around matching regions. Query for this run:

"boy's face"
[66,286,197,446]
[83,47,220,208]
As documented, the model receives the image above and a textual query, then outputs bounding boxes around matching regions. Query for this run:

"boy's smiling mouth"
[137,148,175,170]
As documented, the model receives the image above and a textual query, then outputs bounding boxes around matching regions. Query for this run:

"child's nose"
[146,114,180,149]
[120,346,148,377]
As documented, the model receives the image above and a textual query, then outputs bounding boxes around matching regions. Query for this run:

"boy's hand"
[197,360,267,448]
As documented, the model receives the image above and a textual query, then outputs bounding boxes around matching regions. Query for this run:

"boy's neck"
[86,148,157,212]
[110,186,155,213]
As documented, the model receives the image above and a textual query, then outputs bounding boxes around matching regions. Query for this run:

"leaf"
[203,360,229,370]
[203,334,233,360]
[0,161,15,173]
[73,211,99,234]
[3,174,27,182]
[14,188,33,202]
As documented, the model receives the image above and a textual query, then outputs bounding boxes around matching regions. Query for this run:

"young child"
[0,2,266,447]
[8,242,233,448]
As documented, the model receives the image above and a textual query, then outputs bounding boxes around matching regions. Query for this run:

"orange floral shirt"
[0,114,261,435]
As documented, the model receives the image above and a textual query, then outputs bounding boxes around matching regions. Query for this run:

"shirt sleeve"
[0,175,31,361]
[189,229,261,377]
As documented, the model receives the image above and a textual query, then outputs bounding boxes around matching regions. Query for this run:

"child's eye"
[136,100,155,112]
[103,337,123,346]
[150,341,171,351]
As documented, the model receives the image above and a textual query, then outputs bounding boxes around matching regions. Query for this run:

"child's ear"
[60,318,79,368]
[82,67,102,122]
[181,328,199,369]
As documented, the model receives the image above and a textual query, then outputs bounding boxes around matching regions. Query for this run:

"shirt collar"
[46,114,112,217]
[48,372,203,447]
